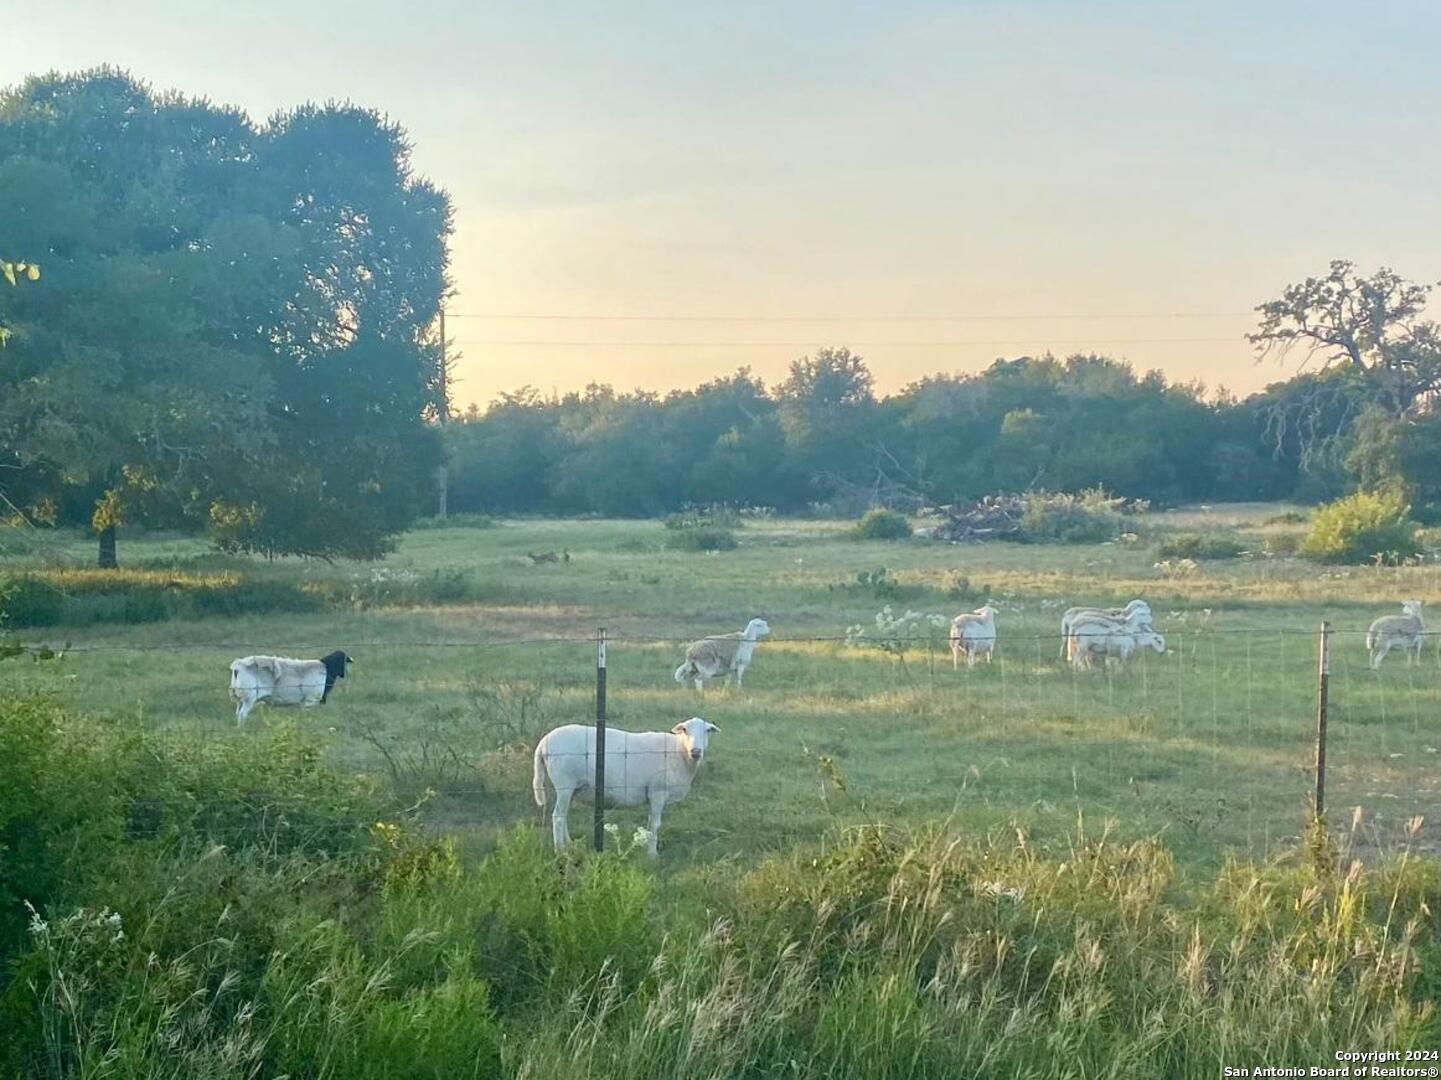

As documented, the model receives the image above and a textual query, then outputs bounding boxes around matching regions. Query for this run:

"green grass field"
[6,504,1441,874]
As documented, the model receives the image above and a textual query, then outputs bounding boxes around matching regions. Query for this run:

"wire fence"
[6,625,1440,863]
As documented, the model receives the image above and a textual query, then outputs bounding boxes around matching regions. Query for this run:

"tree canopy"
[0,69,451,562]
[444,351,1295,516]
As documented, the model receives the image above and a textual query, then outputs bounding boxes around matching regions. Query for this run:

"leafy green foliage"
[0,566,484,628]
[662,525,738,551]
[1250,260,1441,416]
[445,353,1294,518]
[1347,407,1441,522]
[852,508,912,540]
[0,69,449,563]
[1019,491,1122,543]
[1300,491,1420,564]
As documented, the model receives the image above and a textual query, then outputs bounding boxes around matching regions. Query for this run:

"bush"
[852,508,912,541]
[1263,532,1302,556]
[0,566,489,628]
[663,526,738,552]
[0,699,125,956]
[1156,533,1247,560]
[1020,494,1120,543]
[1264,510,1310,525]
[1300,491,1420,564]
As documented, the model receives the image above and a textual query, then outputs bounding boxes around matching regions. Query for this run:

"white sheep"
[228,651,352,724]
[949,605,998,669]
[1066,613,1165,671]
[674,617,770,691]
[531,717,718,855]
[1059,600,1151,658]
[1367,599,1425,670]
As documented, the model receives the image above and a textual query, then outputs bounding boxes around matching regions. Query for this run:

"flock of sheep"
[948,599,1165,671]
[225,599,1429,854]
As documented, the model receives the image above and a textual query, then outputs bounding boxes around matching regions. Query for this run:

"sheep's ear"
[671,722,688,734]
[705,722,719,733]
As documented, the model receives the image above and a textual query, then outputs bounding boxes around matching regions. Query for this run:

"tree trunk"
[98,525,117,569]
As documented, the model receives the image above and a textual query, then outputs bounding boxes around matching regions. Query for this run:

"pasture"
[6,504,1440,872]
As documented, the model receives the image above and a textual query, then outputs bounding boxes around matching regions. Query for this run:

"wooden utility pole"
[436,307,449,518]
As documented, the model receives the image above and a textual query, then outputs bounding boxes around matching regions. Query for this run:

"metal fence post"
[1314,621,1330,820]
[594,627,607,852]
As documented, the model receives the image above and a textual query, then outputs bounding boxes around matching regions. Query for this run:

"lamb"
[1366,600,1426,670]
[228,651,353,724]
[532,716,718,855]
[1066,614,1165,671]
[950,605,998,669]
[1059,600,1151,658]
[674,618,770,691]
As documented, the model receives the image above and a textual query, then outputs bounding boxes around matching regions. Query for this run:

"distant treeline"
[445,349,1356,516]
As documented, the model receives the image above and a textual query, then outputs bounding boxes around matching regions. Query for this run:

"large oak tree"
[0,69,450,564]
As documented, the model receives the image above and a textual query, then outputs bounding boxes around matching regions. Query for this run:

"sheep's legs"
[734,667,745,690]
[551,786,574,849]
[645,793,665,856]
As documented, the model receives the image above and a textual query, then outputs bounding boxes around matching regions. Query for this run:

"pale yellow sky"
[11,2,1441,407]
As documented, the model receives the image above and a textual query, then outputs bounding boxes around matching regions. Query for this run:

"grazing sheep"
[228,651,353,724]
[950,605,999,669]
[1367,600,1425,670]
[532,717,718,854]
[1066,614,1164,671]
[674,618,770,691]
[1059,600,1152,658]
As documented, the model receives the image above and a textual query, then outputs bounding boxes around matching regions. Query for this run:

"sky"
[9,1,1441,409]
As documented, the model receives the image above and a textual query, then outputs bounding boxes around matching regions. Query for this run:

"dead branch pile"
[923,495,1028,542]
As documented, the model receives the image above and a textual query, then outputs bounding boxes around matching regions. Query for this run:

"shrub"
[1300,491,1420,564]
[852,508,912,541]
[1264,510,1310,525]
[1156,533,1247,559]
[1263,532,1301,556]
[663,526,738,552]
[1020,495,1119,543]
[0,699,125,957]
[0,566,488,628]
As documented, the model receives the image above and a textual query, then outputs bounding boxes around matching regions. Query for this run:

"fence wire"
[5,626,1440,862]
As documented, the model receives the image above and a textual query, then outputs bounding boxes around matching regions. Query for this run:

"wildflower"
[604,822,619,839]
[633,827,653,849]
[24,902,47,937]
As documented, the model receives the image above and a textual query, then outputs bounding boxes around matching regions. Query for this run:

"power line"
[449,336,1243,348]
[445,311,1254,322]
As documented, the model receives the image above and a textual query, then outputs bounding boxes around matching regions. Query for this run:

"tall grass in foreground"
[8,826,1439,1077]
[3,696,1438,1078]
[517,823,1439,1078]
